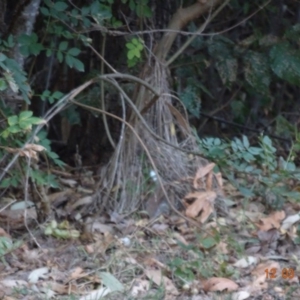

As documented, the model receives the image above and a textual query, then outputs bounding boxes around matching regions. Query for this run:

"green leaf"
[57,51,63,63]
[244,51,270,95]
[208,38,232,59]
[0,78,8,91]
[41,90,51,101]
[7,35,14,47]
[65,54,73,67]
[40,7,49,16]
[200,237,217,249]
[19,111,33,121]
[98,272,124,292]
[52,91,64,99]
[126,42,134,50]
[72,57,84,72]
[19,120,32,129]
[1,129,10,138]
[132,38,138,45]
[129,0,135,10]
[81,6,90,15]
[216,58,238,86]
[180,86,200,118]
[0,53,7,62]
[242,135,249,148]
[0,178,12,188]
[29,43,43,56]
[67,47,80,56]
[59,41,68,51]
[247,147,262,155]
[127,50,135,60]
[8,125,21,133]
[65,55,84,71]
[238,186,254,198]
[27,117,44,125]
[7,115,18,126]
[134,49,141,58]
[270,42,300,86]
[46,49,52,57]
[54,1,68,11]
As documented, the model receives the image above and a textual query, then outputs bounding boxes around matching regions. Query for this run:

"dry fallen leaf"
[145,270,179,296]
[184,191,216,222]
[234,256,258,268]
[232,290,251,300]
[28,267,49,283]
[69,267,88,280]
[193,163,215,189]
[251,260,280,290]
[203,277,238,292]
[281,213,300,231]
[131,279,150,297]
[257,211,285,231]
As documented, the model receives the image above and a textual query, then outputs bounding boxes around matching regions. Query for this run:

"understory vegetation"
[0,0,300,299]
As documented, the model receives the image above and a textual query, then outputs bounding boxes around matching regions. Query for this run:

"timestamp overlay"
[265,268,296,280]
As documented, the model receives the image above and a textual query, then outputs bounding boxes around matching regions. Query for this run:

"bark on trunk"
[155,0,223,61]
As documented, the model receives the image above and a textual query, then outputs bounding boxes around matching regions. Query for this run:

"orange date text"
[265,268,295,280]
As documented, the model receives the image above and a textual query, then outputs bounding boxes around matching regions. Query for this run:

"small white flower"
[149,170,157,182]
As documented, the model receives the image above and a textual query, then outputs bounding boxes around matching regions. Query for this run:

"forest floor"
[0,163,300,300]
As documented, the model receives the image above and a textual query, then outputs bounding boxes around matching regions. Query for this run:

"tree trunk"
[1,0,41,109]
[97,0,226,215]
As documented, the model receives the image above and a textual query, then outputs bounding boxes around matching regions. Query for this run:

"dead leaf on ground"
[151,223,169,234]
[251,260,280,290]
[184,191,216,222]
[145,270,179,296]
[257,211,285,231]
[232,290,251,300]
[0,227,11,238]
[144,257,168,270]
[85,231,115,255]
[216,241,229,254]
[214,172,223,189]
[257,228,280,252]
[28,267,49,283]
[202,277,238,292]
[131,279,150,297]
[69,267,88,280]
[234,256,258,268]
[47,189,74,206]
[281,213,300,231]
[79,287,111,300]
[0,207,37,229]
[193,163,215,189]
[172,232,189,245]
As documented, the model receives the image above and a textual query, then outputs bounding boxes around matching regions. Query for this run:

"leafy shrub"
[196,133,300,208]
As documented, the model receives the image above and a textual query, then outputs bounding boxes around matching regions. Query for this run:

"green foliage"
[180,86,200,118]
[0,52,31,103]
[168,243,209,282]
[37,130,65,167]
[243,51,270,95]
[41,90,64,104]
[18,33,44,56]
[177,11,300,124]
[121,0,152,18]
[126,38,144,67]
[0,109,64,189]
[0,236,22,265]
[1,111,44,138]
[270,41,300,86]
[44,220,80,239]
[196,133,300,208]
[168,233,231,284]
